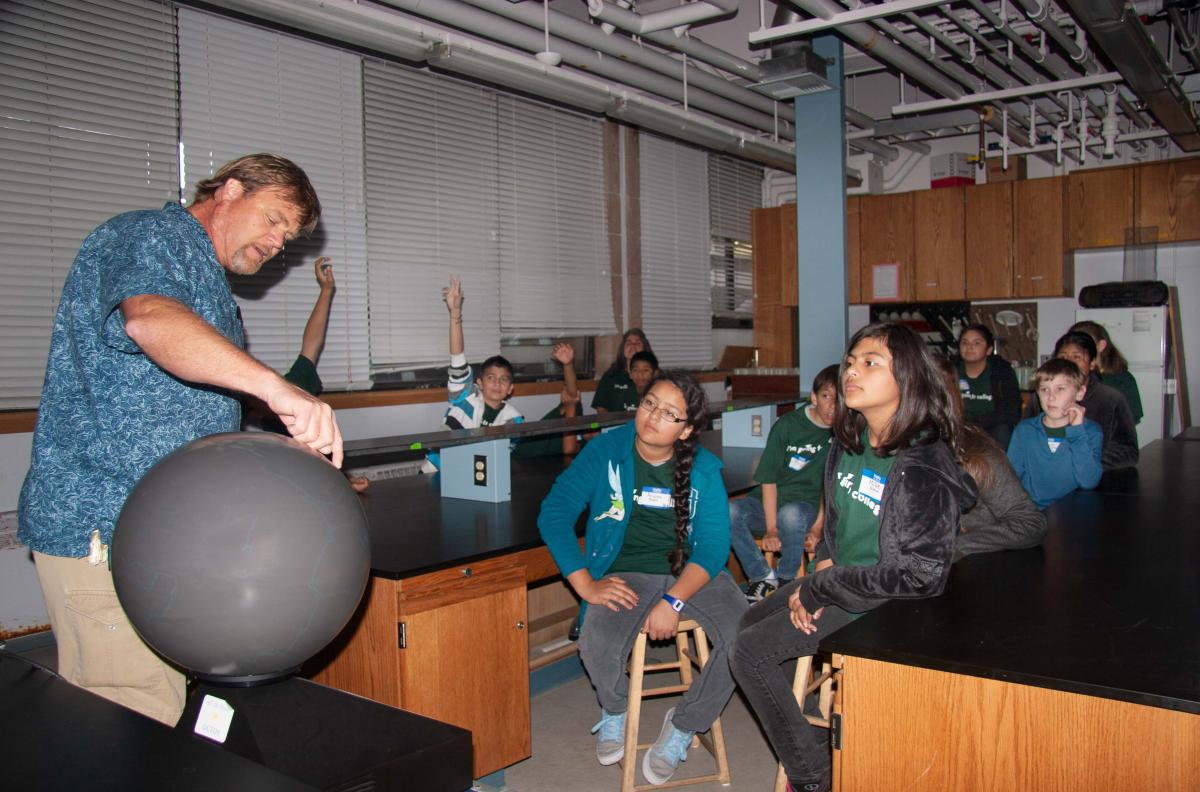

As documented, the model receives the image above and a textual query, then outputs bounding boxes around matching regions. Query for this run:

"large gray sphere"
[112,432,370,684]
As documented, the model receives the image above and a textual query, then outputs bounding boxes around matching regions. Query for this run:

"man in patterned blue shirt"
[18,154,343,725]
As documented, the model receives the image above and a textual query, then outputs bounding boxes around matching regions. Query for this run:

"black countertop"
[822,438,1200,714]
[359,429,763,579]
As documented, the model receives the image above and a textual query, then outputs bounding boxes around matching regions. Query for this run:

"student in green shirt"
[538,371,747,786]
[956,323,1021,450]
[592,328,654,413]
[729,364,839,601]
[1069,319,1144,425]
[731,323,977,792]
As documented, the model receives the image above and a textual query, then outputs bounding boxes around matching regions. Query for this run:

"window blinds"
[0,0,178,409]
[363,59,502,371]
[709,155,762,319]
[496,96,614,339]
[639,133,713,369]
[178,7,371,390]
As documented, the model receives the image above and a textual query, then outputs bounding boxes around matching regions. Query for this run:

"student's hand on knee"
[642,600,680,641]
[582,575,639,611]
[762,529,782,553]
[803,529,821,555]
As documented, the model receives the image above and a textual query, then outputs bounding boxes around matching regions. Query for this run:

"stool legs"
[620,621,731,792]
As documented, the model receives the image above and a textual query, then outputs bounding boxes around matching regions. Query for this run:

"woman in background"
[1069,320,1144,425]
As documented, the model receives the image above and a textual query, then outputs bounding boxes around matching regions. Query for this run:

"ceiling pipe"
[1168,7,1200,78]
[450,0,776,118]
[374,0,789,138]
[205,0,797,171]
[774,0,965,100]
[1009,0,1150,129]
[1061,0,1200,150]
[587,0,737,37]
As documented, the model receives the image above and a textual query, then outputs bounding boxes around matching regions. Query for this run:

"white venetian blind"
[639,132,712,368]
[496,96,614,338]
[178,8,370,390]
[0,0,178,409]
[363,59,501,370]
[709,155,762,319]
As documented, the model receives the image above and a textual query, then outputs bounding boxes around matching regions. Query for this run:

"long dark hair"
[605,328,653,377]
[648,370,707,577]
[1054,331,1098,364]
[934,356,1001,491]
[833,323,962,457]
[1069,320,1128,374]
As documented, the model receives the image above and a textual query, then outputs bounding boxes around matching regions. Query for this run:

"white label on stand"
[194,694,235,744]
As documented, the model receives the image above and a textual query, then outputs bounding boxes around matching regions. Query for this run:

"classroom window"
[708,156,763,324]
[0,0,178,409]
[639,133,713,369]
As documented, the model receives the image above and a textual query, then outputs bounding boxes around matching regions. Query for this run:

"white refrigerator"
[1074,306,1169,448]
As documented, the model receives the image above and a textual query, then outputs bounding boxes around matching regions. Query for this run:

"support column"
[793,34,848,388]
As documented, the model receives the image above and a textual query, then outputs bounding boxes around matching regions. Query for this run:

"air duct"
[1056,0,1197,149]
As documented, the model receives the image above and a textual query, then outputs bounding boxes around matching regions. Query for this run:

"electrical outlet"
[751,414,763,437]
[474,455,487,487]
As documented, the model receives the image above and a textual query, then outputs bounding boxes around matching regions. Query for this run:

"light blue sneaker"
[641,707,695,785]
[591,709,626,766]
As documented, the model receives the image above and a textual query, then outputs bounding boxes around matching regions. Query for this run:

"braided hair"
[648,370,708,577]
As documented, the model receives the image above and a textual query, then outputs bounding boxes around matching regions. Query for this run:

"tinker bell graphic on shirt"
[595,461,626,522]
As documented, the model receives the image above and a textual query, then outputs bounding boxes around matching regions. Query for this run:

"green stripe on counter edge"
[409,442,422,450]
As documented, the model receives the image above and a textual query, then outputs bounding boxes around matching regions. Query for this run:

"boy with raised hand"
[1008,358,1103,509]
[729,364,839,601]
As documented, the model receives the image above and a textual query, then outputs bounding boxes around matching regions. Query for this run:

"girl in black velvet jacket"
[730,323,977,792]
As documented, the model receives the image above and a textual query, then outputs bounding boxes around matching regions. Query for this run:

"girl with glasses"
[730,323,978,792]
[538,371,747,786]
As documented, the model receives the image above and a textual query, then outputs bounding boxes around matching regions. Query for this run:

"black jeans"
[729,578,854,784]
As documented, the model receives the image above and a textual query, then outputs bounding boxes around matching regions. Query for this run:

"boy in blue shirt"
[1008,358,1103,508]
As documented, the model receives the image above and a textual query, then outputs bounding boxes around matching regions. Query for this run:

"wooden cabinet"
[847,196,862,304]
[913,187,965,300]
[860,192,915,301]
[312,556,531,778]
[963,182,1014,299]
[751,205,798,367]
[833,656,1200,792]
[1068,165,1133,249]
[1015,177,1071,297]
[1135,157,1200,243]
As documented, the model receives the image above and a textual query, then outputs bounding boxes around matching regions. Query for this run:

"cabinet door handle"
[516,621,526,630]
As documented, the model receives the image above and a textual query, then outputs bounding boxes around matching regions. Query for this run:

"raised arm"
[553,342,581,454]
[299,257,335,365]
[121,294,342,466]
[443,276,465,359]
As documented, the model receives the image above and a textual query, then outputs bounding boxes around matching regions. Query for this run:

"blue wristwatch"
[662,593,685,613]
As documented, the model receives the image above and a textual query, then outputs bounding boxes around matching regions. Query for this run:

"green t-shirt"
[607,451,684,575]
[283,354,323,397]
[592,370,640,412]
[957,360,994,420]
[1043,422,1068,453]
[1101,370,1143,424]
[831,435,896,569]
[511,404,573,459]
[749,406,831,508]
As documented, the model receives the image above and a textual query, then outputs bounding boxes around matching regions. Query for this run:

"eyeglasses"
[639,396,687,424]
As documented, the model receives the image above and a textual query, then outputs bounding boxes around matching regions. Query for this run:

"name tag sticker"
[788,454,810,471]
[636,486,674,509]
[858,469,887,503]
[958,378,970,392]
[1047,439,1062,453]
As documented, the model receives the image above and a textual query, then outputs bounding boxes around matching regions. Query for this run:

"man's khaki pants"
[33,551,185,726]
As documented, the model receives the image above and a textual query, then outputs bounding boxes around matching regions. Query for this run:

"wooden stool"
[771,654,838,792]
[621,619,731,792]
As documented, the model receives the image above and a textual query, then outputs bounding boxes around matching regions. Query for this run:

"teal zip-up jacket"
[537,421,731,583]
